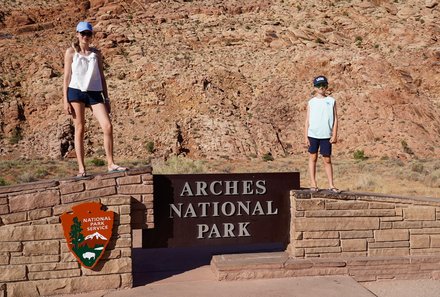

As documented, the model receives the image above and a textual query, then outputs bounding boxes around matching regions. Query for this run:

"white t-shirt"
[307,96,335,139]
[69,51,103,92]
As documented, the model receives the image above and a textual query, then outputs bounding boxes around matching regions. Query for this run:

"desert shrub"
[0,160,15,170]
[411,162,425,174]
[355,36,363,47]
[95,148,106,156]
[35,168,49,178]
[354,175,376,190]
[153,156,205,174]
[0,177,8,186]
[145,141,155,154]
[353,149,367,160]
[392,159,405,167]
[262,153,274,162]
[401,140,414,154]
[408,172,422,182]
[89,158,105,166]
[221,166,233,173]
[9,127,22,144]
[424,170,440,188]
[17,172,37,183]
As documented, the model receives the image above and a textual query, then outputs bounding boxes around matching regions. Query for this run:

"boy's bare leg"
[308,153,318,188]
[323,155,335,189]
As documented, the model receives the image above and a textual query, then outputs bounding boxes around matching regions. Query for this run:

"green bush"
[353,149,367,160]
[89,158,106,166]
[35,168,49,178]
[262,153,274,162]
[145,141,155,154]
[355,36,363,47]
[0,177,8,186]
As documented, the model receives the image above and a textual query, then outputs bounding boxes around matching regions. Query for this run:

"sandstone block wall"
[288,190,440,281]
[0,167,153,296]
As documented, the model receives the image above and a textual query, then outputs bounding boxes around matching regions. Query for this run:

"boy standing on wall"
[304,76,340,193]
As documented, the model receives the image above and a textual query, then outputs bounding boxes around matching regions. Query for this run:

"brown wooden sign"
[61,202,114,269]
[145,172,300,248]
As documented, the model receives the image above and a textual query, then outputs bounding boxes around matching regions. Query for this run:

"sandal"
[108,165,128,173]
[76,172,87,177]
[329,188,341,193]
[310,187,319,192]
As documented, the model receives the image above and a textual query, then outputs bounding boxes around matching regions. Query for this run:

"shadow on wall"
[132,243,284,286]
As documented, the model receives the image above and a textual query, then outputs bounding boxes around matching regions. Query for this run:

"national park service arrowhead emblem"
[61,202,114,269]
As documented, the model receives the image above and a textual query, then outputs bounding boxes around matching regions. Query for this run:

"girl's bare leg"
[90,103,115,168]
[71,102,86,174]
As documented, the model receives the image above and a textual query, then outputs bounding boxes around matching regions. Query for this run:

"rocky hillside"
[0,0,439,162]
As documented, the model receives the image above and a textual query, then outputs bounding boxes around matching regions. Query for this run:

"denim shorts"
[308,137,332,156]
[67,87,104,107]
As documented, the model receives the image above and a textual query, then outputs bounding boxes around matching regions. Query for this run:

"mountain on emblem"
[60,202,114,269]
[85,232,108,241]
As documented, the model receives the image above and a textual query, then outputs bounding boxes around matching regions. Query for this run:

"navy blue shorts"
[308,137,332,156]
[67,87,104,107]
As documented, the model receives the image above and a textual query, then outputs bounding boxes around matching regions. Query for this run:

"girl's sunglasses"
[80,31,93,37]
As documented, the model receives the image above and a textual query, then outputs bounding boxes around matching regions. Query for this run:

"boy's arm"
[304,104,310,146]
[330,102,338,143]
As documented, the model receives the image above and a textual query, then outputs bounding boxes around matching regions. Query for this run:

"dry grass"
[0,159,77,185]
[153,156,440,198]
[0,156,439,198]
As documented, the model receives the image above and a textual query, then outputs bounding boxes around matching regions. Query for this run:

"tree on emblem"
[69,217,85,249]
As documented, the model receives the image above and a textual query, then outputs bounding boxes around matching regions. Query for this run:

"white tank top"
[69,51,103,92]
[307,96,335,139]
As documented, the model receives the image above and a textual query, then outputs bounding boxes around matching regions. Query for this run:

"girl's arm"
[96,49,109,100]
[63,48,74,115]
[96,49,110,113]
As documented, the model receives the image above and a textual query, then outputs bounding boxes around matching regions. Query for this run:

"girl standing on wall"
[63,21,127,177]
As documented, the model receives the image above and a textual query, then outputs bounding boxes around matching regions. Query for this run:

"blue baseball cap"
[76,21,93,32]
[313,76,328,87]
